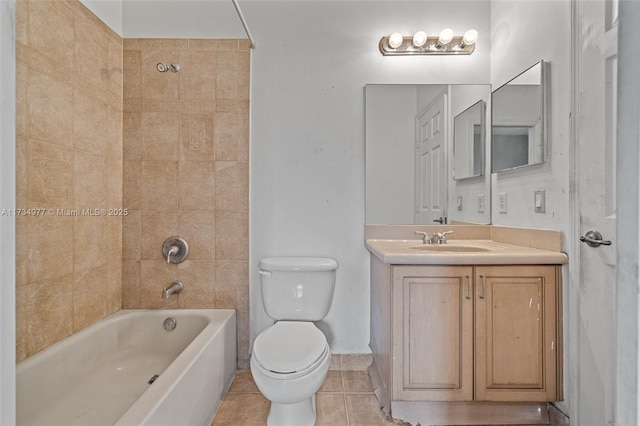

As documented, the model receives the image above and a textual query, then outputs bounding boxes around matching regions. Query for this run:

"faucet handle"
[415,231,430,244]
[162,237,189,264]
[433,230,454,244]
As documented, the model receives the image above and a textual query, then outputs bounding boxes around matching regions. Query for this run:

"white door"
[575,0,618,424]
[415,93,447,224]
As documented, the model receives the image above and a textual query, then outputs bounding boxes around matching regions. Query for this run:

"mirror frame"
[453,99,486,180]
[491,60,548,173]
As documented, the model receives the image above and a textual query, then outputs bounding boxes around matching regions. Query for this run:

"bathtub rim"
[17,308,237,426]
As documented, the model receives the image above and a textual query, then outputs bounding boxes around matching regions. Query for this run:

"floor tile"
[316,393,349,425]
[343,370,374,393]
[211,393,269,426]
[341,354,373,371]
[329,354,341,370]
[228,369,260,393]
[212,355,393,426]
[345,394,396,426]
[318,370,344,393]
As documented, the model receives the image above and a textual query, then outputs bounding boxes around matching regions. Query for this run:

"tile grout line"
[339,361,352,426]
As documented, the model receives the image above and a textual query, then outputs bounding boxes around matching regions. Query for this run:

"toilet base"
[267,395,316,426]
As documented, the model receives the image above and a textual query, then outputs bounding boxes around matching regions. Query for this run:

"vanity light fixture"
[435,28,454,48]
[379,28,478,56]
[460,29,479,48]
[412,31,428,48]
[388,32,404,49]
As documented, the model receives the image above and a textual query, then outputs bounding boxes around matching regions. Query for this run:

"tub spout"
[162,281,183,299]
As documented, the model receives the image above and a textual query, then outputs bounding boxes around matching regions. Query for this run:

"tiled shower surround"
[122,39,251,366]
[15,0,123,362]
[15,0,251,367]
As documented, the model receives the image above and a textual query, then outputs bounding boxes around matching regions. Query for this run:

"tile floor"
[211,354,406,426]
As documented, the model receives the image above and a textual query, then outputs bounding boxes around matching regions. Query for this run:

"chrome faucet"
[415,231,430,245]
[162,281,183,299]
[431,231,454,245]
[165,245,179,264]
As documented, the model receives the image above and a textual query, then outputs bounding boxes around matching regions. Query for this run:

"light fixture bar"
[379,35,476,56]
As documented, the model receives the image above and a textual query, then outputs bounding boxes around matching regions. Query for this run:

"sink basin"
[410,245,491,253]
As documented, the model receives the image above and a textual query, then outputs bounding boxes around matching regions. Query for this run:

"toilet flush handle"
[258,270,272,278]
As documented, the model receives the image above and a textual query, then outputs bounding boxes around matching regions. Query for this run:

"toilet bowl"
[250,257,338,426]
[251,322,331,426]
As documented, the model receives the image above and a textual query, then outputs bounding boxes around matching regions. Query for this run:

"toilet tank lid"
[259,257,338,272]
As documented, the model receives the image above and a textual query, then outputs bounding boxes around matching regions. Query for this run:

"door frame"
[570,0,640,424]
[614,0,640,424]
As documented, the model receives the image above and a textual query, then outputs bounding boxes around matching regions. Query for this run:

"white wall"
[247,1,490,352]
[0,1,16,423]
[122,0,245,38]
[490,0,571,231]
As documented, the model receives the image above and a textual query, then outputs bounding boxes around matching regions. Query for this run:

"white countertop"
[365,239,569,265]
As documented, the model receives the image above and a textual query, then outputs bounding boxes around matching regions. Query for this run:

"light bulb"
[438,28,454,45]
[412,31,428,48]
[388,33,404,49]
[463,29,478,46]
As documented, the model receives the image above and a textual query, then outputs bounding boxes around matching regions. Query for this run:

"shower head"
[157,63,180,73]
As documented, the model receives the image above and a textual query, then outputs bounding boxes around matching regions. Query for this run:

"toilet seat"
[253,321,329,380]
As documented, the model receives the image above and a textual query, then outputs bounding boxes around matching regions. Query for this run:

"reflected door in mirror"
[415,94,447,224]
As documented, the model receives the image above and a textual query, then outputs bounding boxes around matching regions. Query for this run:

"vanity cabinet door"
[474,265,559,402]
[392,265,474,401]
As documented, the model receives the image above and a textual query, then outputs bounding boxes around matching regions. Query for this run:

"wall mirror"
[365,84,491,225]
[491,60,547,173]
[454,100,485,180]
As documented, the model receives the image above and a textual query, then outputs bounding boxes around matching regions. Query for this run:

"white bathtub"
[17,309,236,426]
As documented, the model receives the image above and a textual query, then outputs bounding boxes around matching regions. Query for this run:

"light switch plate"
[498,192,508,214]
[477,194,485,213]
[457,196,463,211]
[534,189,546,213]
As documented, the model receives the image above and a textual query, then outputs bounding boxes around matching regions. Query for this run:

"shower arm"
[232,0,255,48]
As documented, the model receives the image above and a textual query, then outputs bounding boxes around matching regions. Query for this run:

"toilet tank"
[259,257,338,321]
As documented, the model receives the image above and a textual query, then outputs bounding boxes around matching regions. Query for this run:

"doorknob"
[433,217,447,224]
[580,230,612,247]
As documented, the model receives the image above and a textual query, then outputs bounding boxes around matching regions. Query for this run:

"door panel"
[415,93,447,224]
[575,0,618,423]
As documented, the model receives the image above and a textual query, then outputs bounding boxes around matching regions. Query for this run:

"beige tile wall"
[122,39,251,366]
[15,0,123,362]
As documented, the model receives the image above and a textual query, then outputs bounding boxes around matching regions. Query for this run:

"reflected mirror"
[365,84,491,225]
[454,100,485,180]
[491,60,546,173]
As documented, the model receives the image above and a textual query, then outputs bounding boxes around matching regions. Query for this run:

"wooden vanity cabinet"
[391,264,561,403]
[392,265,474,401]
[475,265,560,402]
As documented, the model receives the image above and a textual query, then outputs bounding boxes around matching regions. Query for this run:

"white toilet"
[250,256,338,426]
